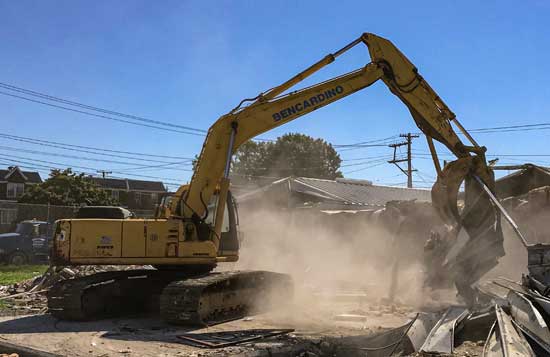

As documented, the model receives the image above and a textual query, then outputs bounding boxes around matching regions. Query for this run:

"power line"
[0,82,207,133]
[0,132,194,160]
[413,150,550,158]
[343,161,386,174]
[333,135,400,148]
[0,154,185,185]
[340,156,392,168]
[0,157,184,188]
[115,160,194,172]
[0,83,277,142]
[0,138,194,169]
[342,155,392,162]
[1,154,98,172]
[415,171,434,185]
[468,123,550,133]
[416,170,436,181]
[0,145,191,170]
[0,91,207,136]
[336,143,392,152]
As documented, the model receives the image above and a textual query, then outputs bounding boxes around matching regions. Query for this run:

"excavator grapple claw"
[430,156,504,305]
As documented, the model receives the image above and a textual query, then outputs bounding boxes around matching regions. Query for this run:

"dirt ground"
[0,286,489,357]
[0,294,415,357]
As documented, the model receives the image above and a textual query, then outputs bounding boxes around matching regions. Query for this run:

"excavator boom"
[182,33,476,225]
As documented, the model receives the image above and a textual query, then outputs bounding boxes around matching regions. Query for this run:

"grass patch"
[0,265,49,285]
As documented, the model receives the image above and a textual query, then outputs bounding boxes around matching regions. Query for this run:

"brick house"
[90,177,167,210]
[0,166,42,201]
[0,166,43,228]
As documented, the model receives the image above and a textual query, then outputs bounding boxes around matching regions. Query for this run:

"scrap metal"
[507,290,550,353]
[420,306,469,354]
[482,304,535,356]
[177,329,295,348]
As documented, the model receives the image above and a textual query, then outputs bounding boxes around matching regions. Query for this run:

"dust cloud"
[227,200,537,318]
[229,203,433,316]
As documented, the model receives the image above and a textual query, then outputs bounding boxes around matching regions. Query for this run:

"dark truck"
[0,220,52,265]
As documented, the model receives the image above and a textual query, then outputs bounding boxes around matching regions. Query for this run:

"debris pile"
[475,274,550,355]
[0,265,152,316]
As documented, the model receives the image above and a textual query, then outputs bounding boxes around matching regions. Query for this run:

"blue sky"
[1,1,549,189]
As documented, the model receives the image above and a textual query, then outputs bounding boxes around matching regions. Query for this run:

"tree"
[18,169,118,206]
[232,133,342,179]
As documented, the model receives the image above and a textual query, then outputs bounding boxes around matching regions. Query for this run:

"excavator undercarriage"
[48,268,292,326]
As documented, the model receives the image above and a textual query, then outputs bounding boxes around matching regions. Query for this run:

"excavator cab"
[205,191,240,258]
[157,189,240,258]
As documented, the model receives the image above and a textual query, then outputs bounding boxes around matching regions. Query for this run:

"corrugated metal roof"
[292,177,431,206]
[235,176,431,207]
[90,177,166,192]
[495,164,550,198]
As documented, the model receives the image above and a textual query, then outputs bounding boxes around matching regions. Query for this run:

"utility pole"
[388,133,419,188]
[96,170,112,179]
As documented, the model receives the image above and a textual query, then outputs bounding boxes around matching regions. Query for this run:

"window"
[204,196,230,233]
[6,183,25,199]
[151,193,158,203]
[111,190,119,200]
[0,209,17,225]
[134,192,142,206]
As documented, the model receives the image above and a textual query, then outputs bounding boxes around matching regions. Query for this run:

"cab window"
[204,197,230,233]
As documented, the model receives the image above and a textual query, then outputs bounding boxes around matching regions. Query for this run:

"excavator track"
[47,269,192,320]
[160,270,293,326]
[47,269,293,326]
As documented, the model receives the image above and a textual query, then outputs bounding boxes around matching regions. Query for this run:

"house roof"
[90,177,166,192]
[0,166,42,183]
[495,164,550,198]
[236,176,431,207]
[128,179,166,192]
[292,177,431,206]
[91,177,128,190]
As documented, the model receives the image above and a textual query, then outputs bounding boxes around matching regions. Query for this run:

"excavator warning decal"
[272,85,344,122]
[97,235,114,256]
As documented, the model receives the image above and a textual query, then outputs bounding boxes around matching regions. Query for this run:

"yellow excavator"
[47,33,504,325]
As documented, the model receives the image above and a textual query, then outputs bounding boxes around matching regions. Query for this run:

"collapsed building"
[496,164,550,244]
[234,176,441,252]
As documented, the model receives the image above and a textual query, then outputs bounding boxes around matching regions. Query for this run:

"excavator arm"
[174,33,503,301]
[181,34,477,212]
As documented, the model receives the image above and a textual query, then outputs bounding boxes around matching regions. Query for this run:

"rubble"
[332,314,368,322]
[177,329,296,348]
[419,306,469,354]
